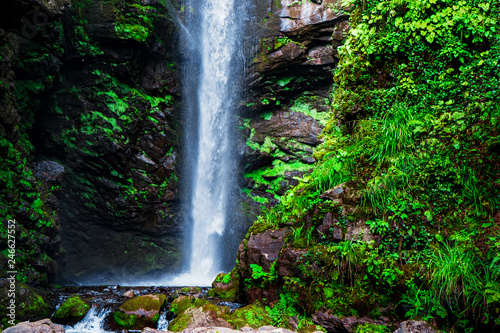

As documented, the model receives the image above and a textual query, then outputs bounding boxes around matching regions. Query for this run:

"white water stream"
[64,306,112,333]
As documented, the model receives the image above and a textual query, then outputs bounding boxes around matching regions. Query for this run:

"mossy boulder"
[52,295,91,325]
[228,303,272,329]
[113,294,167,330]
[168,297,233,332]
[0,281,52,327]
[208,269,240,301]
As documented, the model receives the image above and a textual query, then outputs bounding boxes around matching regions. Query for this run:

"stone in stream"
[52,294,91,325]
[2,319,64,333]
[114,294,167,330]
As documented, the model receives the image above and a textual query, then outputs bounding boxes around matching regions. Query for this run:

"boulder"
[33,161,65,184]
[209,270,239,300]
[320,183,347,202]
[52,294,90,325]
[0,281,52,322]
[244,228,291,271]
[394,321,439,333]
[113,294,167,330]
[311,310,349,333]
[276,247,307,277]
[2,319,64,333]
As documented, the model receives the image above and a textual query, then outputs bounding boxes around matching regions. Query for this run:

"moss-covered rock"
[228,303,272,329]
[52,295,90,325]
[208,269,240,301]
[113,294,167,330]
[0,281,52,327]
[168,297,233,332]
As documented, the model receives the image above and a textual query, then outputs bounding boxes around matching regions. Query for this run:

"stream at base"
[47,286,242,333]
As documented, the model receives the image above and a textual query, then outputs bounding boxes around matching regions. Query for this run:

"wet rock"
[276,247,307,277]
[52,294,90,325]
[169,297,234,332]
[317,212,342,241]
[303,46,335,65]
[253,111,323,146]
[2,319,64,333]
[312,309,349,333]
[394,321,439,333]
[33,161,65,184]
[279,0,348,35]
[0,281,52,322]
[243,228,291,271]
[210,270,240,300]
[320,183,360,205]
[320,183,346,203]
[114,294,167,330]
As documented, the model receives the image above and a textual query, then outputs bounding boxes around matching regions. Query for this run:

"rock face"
[2,319,65,333]
[239,228,291,272]
[239,0,350,214]
[1,0,184,283]
[0,0,64,285]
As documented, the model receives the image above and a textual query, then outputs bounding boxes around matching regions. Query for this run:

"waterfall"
[169,0,245,286]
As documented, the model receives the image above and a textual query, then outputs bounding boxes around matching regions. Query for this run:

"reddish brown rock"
[394,321,439,333]
[276,247,307,277]
[312,310,349,333]
[244,228,291,272]
[3,319,65,333]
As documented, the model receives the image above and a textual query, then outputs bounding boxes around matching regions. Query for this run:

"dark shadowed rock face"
[0,0,184,282]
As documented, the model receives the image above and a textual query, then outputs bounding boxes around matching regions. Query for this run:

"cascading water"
[169,0,245,286]
[64,306,112,333]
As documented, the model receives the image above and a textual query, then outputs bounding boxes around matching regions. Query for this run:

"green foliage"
[266,293,298,327]
[354,323,391,333]
[115,23,150,42]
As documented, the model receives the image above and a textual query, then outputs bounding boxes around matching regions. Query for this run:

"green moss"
[17,290,51,320]
[115,24,150,42]
[170,296,195,315]
[228,303,272,329]
[113,311,137,329]
[168,311,193,332]
[53,295,90,324]
[120,294,166,312]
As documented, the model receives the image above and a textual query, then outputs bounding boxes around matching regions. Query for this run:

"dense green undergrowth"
[241,0,500,331]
